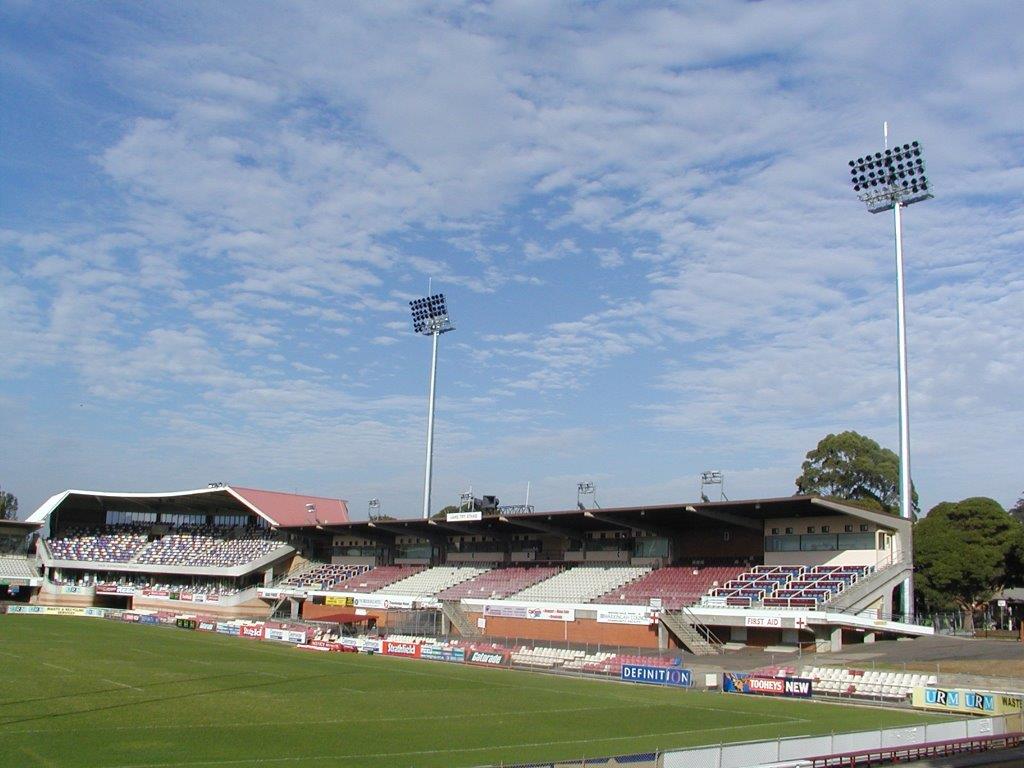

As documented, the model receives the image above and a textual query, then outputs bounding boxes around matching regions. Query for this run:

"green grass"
[0,616,952,768]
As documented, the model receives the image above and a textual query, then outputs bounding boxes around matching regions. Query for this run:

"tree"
[1009,493,1024,526]
[795,431,918,516]
[432,505,461,520]
[913,497,1022,630]
[0,487,17,520]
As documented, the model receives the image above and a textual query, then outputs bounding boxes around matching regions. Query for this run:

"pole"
[422,329,440,520]
[893,200,915,619]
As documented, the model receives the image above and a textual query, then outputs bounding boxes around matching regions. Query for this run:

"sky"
[2,1,1022,521]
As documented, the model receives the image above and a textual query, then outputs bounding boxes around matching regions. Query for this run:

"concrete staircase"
[660,608,722,656]
[826,561,910,615]
[440,600,483,638]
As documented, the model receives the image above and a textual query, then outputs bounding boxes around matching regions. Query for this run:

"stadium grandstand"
[23,486,348,616]
[0,518,43,601]
[24,488,928,651]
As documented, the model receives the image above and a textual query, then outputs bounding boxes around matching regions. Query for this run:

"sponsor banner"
[192,594,207,604]
[353,595,414,610]
[58,584,94,595]
[483,604,527,619]
[420,644,465,663]
[176,618,197,630]
[383,641,422,658]
[341,636,382,653]
[596,607,654,626]
[744,616,783,628]
[260,589,283,600]
[723,673,813,698]
[446,510,482,522]
[122,612,140,622]
[621,664,692,687]
[198,620,216,632]
[912,687,1023,716]
[5,605,107,618]
[526,606,574,622]
[216,622,240,636]
[178,593,194,602]
[206,594,219,602]
[264,627,308,644]
[467,650,508,666]
[325,595,353,607]
[138,614,160,625]
[239,624,264,640]
[143,589,170,599]
[95,584,119,594]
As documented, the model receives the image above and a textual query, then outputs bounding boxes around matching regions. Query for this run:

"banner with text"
[723,673,813,698]
[596,607,655,625]
[621,664,692,687]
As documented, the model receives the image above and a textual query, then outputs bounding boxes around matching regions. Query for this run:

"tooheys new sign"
[723,673,813,698]
[383,641,422,658]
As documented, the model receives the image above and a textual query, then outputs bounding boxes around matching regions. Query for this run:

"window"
[765,535,800,552]
[785,527,794,535]
[770,527,780,535]
[807,526,815,534]
[844,525,853,533]
[821,525,830,533]
[838,533,875,550]
[723,531,731,542]
[801,533,839,551]
[860,524,869,532]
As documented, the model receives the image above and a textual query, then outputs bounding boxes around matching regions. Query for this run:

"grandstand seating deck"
[594,566,746,609]
[375,565,490,596]
[800,666,938,700]
[279,563,370,590]
[702,564,872,608]
[330,565,424,593]
[47,528,149,562]
[435,566,561,600]
[45,525,288,569]
[510,565,651,603]
[134,532,284,568]
[0,555,39,579]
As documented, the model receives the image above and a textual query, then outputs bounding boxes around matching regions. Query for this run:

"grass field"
[0,616,952,768]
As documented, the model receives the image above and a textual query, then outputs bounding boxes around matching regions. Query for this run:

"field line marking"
[95,719,828,768]
[41,662,73,673]
[100,678,143,694]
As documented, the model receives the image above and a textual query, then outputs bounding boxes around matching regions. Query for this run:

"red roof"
[229,487,349,527]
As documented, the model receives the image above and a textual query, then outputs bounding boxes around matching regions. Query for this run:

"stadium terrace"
[6,486,930,652]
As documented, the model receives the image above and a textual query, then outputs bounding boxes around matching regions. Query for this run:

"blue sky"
[2,1,1022,520]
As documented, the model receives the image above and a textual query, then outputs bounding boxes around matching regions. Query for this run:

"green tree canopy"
[0,487,17,520]
[913,497,1022,628]
[795,431,917,516]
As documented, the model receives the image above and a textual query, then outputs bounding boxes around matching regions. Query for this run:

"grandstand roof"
[327,495,906,538]
[26,486,349,528]
[0,519,41,535]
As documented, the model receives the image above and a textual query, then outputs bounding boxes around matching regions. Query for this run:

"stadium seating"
[330,565,424,593]
[511,566,651,603]
[435,566,561,600]
[278,563,371,590]
[594,566,746,609]
[800,665,938,700]
[0,556,39,579]
[135,531,283,568]
[702,564,871,608]
[47,527,149,562]
[374,566,489,596]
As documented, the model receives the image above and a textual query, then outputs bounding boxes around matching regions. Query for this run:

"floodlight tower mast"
[409,293,455,520]
[848,131,933,621]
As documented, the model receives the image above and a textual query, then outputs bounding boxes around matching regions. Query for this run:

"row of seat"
[800,666,938,700]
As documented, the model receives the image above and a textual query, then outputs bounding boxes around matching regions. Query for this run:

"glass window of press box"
[764,532,876,552]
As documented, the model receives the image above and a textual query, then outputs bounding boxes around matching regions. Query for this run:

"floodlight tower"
[409,293,455,519]
[848,131,933,620]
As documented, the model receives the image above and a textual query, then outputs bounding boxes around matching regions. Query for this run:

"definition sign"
[620,664,692,688]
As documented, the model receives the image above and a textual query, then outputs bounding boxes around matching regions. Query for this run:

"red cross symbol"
[794,617,808,630]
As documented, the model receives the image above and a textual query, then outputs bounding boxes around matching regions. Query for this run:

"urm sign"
[620,664,691,687]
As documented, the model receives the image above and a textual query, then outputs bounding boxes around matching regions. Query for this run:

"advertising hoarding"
[620,664,692,687]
